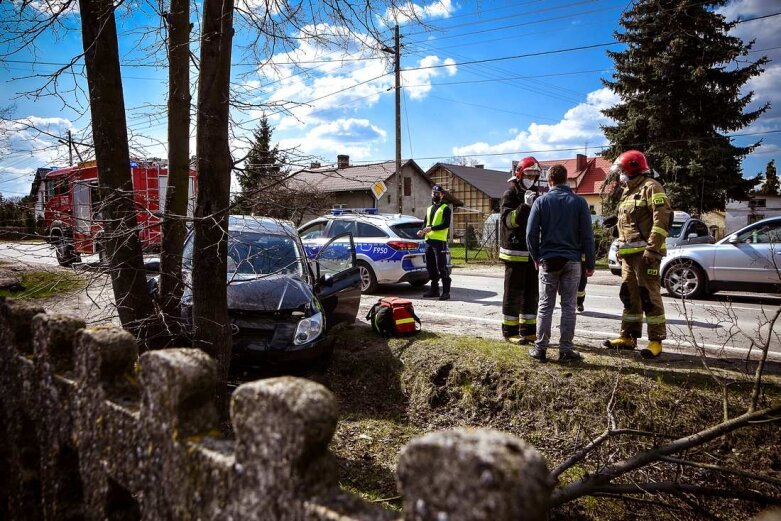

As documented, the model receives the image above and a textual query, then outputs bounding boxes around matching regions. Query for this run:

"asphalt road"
[2,241,778,361]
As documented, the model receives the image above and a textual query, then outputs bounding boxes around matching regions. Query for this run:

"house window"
[748,214,764,224]
[589,205,595,215]
[750,198,767,208]
[403,177,411,196]
[387,195,391,204]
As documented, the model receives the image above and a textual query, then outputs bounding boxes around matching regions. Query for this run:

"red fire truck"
[35,160,197,266]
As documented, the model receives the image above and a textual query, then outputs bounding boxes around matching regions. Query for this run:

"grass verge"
[324,325,781,518]
[0,269,86,300]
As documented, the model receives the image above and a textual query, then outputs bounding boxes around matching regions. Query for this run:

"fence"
[0,299,552,520]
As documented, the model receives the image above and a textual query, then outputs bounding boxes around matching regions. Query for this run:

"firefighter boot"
[602,336,637,350]
[520,334,537,345]
[505,335,523,345]
[423,284,440,298]
[640,340,663,359]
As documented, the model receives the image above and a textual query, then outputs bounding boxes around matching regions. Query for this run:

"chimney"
[475,164,484,169]
[310,161,321,169]
[576,154,588,171]
[337,154,349,169]
[511,160,519,173]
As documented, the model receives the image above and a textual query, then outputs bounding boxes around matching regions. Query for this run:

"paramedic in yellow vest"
[603,150,672,358]
[417,184,452,300]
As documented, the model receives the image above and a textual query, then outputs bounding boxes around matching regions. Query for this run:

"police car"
[299,208,432,293]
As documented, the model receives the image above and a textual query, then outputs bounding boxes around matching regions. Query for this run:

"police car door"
[314,232,361,327]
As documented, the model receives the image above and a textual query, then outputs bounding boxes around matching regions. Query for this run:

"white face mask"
[521,178,535,189]
[620,174,630,185]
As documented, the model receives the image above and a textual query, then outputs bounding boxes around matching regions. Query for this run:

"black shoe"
[558,350,584,363]
[576,304,584,313]
[528,346,547,362]
[422,288,440,298]
[439,293,450,301]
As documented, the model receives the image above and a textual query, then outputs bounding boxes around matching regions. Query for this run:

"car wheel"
[663,261,705,299]
[409,279,428,287]
[356,261,378,294]
[55,237,81,267]
[610,268,621,276]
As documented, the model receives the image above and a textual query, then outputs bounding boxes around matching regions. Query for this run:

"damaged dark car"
[149,216,361,368]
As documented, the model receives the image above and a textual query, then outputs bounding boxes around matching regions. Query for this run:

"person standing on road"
[418,184,452,301]
[499,156,542,344]
[602,150,671,358]
[526,164,595,363]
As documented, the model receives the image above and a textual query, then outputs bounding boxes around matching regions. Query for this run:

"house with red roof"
[537,154,612,216]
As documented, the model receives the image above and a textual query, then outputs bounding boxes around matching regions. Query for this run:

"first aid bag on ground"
[366,297,421,337]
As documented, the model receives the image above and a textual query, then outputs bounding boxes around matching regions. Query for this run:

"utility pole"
[381,26,402,213]
[67,130,73,165]
[394,25,402,213]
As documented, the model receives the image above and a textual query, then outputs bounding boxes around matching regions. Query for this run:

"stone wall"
[0,299,552,520]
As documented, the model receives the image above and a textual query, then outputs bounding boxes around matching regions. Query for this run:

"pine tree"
[601,0,768,214]
[234,116,287,214]
[758,160,779,195]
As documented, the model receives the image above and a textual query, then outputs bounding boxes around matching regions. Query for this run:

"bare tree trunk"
[193,0,234,398]
[159,0,191,325]
[78,0,159,346]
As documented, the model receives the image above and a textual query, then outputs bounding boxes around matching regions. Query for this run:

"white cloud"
[452,88,619,167]
[0,116,76,197]
[403,56,457,99]
[278,118,386,160]
[380,0,457,26]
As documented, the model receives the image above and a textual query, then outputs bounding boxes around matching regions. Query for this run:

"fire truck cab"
[35,160,197,266]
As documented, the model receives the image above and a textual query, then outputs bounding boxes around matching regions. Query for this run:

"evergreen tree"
[601,0,768,214]
[235,115,287,214]
[758,160,779,195]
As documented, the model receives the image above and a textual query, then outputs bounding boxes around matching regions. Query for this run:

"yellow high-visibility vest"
[425,204,449,241]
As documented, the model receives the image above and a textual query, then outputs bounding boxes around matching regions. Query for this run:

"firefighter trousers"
[502,261,538,338]
[577,261,587,306]
[619,252,666,341]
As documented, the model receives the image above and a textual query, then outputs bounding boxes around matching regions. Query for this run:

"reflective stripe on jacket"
[426,204,449,241]
[617,175,672,256]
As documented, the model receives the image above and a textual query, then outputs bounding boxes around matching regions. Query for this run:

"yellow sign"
[371,180,387,200]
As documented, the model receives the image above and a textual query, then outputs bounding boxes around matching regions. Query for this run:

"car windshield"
[391,222,424,239]
[227,232,303,277]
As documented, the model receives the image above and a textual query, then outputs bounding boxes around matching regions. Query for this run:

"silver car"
[608,213,714,276]
[299,209,435,293]
[661,216,781,299]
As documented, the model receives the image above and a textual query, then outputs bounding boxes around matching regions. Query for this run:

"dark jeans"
[425,239,450,287]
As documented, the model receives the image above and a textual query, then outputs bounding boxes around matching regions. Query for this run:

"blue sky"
[1,0,779,199]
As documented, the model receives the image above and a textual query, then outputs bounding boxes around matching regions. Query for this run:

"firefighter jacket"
[617,174,672,257]
[499,185,535,262]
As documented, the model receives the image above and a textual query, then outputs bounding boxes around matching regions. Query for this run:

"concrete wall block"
[138,348,220,520]
[397,428,552,521]
[74,327,141,520]
[230,377,339,517]
[32,314,86,521]
[0,299,46,355]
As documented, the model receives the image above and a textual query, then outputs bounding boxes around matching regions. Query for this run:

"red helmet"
[610,150,650,177]
[508,156,541,182]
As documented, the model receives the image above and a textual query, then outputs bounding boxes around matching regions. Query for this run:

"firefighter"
[603,150,671,358]
[500,156,541,344]
[418,184,452,300]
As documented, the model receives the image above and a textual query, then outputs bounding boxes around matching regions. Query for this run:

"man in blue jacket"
[526,164,595,363]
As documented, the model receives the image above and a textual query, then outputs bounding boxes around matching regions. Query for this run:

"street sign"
[371,180,387,200]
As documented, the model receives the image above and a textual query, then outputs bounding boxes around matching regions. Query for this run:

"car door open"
[314,233,361,326]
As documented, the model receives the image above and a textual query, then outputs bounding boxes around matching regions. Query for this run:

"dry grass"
[324,325,781,519]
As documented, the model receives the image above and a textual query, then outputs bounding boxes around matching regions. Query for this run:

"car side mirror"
[727,235,739,245]
[687,233,698,240]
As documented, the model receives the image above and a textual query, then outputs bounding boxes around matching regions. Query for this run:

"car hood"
[225,274,315,312]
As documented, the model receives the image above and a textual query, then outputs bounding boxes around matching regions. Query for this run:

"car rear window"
[391,222,424,239]
[357,222,388,238]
